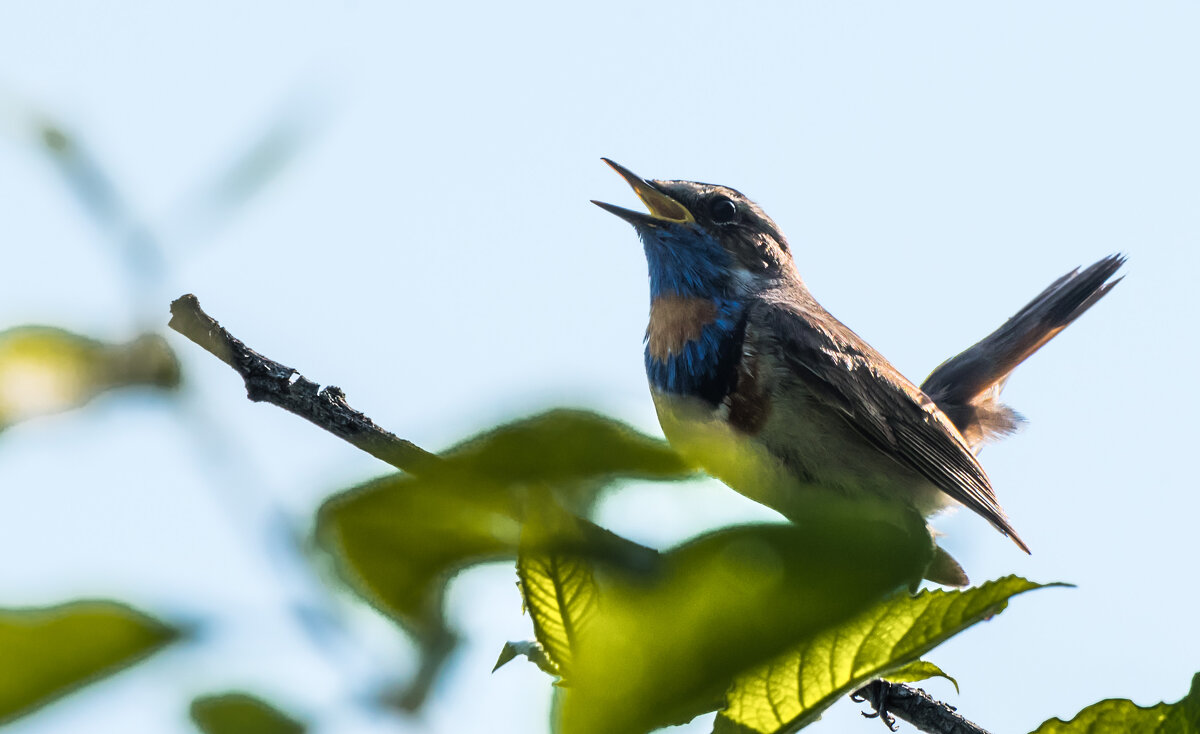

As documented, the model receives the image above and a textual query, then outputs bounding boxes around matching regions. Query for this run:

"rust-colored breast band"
[647,296,719,360]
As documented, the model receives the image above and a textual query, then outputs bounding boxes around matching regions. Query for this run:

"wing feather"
[756,296,1029,553]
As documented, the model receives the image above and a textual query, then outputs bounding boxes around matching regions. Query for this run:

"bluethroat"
[594,159,1122,573]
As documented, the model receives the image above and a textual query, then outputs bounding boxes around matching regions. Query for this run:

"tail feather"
[922,254,1125,450]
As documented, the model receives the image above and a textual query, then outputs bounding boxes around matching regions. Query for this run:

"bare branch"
[168,293,440,474]
[853,680,991,734]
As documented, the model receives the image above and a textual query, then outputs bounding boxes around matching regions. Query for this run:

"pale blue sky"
[1,2,1197,733]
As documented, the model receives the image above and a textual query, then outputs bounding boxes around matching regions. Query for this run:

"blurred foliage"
[515,515,934,734]
[1031,672,1200,734]
[413,407,694,495]
[0,327,180,430]
[190,692,306,734]
[3,96,330,733]
[315,409,693,708]
[177,106,319,238]
[0,601,180,724]
[714,576,1055,734]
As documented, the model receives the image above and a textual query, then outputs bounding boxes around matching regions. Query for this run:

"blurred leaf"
[316,470,502,711]
[317,469,513,635]
[190,692,305,734]
[539,516,932,734]
[315,409,688,709]
[883,660,958,694]
[1030,672,1200,733]
[35,121,132,234]
[435,408,695,499]
[167,92,327,245]
[714,576,1058,734]
[31,119,168,299]
[0,600,180,724]
[0,327,180,430]
[493,640,558,676]
[197,117,311,217]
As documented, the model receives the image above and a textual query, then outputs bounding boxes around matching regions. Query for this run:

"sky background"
[1,2,1198,733]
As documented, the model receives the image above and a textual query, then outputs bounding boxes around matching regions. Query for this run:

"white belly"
[651,388,953,528]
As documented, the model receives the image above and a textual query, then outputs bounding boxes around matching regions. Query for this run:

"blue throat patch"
[641,224,732,300]
[638,223,747,404]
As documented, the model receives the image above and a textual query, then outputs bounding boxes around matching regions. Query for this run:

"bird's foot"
[851,679,898,731]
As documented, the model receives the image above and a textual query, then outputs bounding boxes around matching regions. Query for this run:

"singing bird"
[594,159,1122,571]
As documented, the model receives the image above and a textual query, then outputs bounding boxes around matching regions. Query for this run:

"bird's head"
[593,159,796,300]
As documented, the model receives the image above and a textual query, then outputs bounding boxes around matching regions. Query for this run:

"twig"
[168,294,440,474]
[852,680,991,734]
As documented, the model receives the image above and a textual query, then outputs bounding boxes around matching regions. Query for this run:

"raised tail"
[922,254,1125,450]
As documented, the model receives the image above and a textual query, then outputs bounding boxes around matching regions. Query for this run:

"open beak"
[591,158,695,226]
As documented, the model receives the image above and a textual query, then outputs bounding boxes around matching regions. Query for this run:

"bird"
[593,158,1123,574]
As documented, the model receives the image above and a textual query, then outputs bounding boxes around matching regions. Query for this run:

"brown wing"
[756,295,1029,553]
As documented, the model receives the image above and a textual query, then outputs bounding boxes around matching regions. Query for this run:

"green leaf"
[517,549,600,679]
[714,576,1059,734]
[190,692,306,734]
[1030,672,1200,733]
[315,409,690,709]
[0,600,181,724]
[884,660,958,694]
[545,515,933,734]
[0,327,180,430]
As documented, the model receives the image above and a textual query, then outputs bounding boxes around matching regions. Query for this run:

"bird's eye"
[708,196,738,224]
